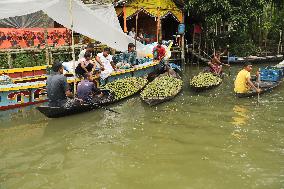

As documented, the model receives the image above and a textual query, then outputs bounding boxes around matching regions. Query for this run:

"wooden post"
[69,0,76,96]
[192,24,195,65]
[197,33,201,70]
[135,12,138,48]
[278,30,282,55]
[156,7,161,42]
[44,13,50,65]
[181,12,185,67]
[123,4,128,33]
[7,51,12,69]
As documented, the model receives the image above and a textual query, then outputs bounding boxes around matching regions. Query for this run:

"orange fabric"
[123,5,128,33]
[0,28,71,49]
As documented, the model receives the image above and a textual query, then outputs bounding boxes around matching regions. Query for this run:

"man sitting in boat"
[234,62,261,96]
[47,61,73,107]
[153,40,166,61]
[208,51,230,76]
[116,43,137,69]
[77,72,102,103]
[78,43,95,60]
[95,47,115,79]
[75,51,96,77]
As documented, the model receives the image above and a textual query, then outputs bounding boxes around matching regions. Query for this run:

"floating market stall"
[116,0,183,41]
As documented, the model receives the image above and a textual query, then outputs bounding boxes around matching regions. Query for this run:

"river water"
[0,64,283,189]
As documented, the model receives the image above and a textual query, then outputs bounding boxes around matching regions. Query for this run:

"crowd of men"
[47,41,167,107]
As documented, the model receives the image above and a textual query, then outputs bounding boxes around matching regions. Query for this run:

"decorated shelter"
[116,0,183,42]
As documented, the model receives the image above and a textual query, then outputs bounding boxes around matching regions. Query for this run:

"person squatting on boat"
[78,43,95,60]
[95,47,115,79]
[116,43,137,69]
[208,51,230,76]
[75,51,96,77]
[77,72,103,103]
[47,61,73,107]
[234,62,261,96]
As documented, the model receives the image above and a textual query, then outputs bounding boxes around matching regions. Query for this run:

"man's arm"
[247,77,261,93]
[95,56,105,70]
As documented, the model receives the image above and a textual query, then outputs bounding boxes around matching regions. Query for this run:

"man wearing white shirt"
[128,27,136,38]
[95,48,115,79]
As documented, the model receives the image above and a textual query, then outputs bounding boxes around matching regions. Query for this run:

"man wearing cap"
[47,61,73,107]
[234,62,261,95]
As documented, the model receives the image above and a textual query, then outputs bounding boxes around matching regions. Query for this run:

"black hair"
[52,60,63,72]
[158,40,163,45]
[128,43,135,48]
[243,62,252,68]
[83,72,92,79]
[87,43,94,49]
[103,47,111,53]
[84,51,92,58]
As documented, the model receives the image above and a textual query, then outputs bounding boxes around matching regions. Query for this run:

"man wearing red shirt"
[153,40,166,60]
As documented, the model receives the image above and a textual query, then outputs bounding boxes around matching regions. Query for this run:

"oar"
[95,104,121,114]
[257,69,261,106]
[227,45,231,76]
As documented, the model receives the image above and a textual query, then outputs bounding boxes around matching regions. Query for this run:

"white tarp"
[0,0,145,52]
[87,4,122,32]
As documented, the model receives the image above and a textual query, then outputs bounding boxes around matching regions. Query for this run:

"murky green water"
[0,64,284,189]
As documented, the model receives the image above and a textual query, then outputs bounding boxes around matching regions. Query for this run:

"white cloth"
[128,31,136,38]
[78,49,86,60]
[97,52,113,79]
[0,0,145,52]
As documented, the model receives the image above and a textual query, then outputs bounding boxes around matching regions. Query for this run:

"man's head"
[84,51,92,61]
[131,27,135,32]
[243,62,253,72]
[86,43,94,51]
[128,43,135,52]
[103,47,111,57]
[83,72,93,81]
[52,61,64,74]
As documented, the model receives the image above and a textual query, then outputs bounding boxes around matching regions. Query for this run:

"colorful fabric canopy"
[116,0,183,22]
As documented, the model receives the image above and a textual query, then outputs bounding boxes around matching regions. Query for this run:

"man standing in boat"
[47,61,73,107]
[234,62,261,96]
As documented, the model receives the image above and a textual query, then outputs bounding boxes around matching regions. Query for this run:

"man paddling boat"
[234,62,261,96]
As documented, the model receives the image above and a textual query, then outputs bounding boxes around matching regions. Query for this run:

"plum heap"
[104,77,148,100]
[141,76,183,99]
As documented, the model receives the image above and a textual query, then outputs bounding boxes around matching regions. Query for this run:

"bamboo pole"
[156,7,161,42]
[7,50,12,69]
[278,30,282,55]
[135,12,138,49]
[68,0,76,96]
[123,3,127,33]
[44,14,50,65]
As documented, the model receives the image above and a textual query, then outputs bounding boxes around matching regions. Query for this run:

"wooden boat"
[222,55,283,64]
[142,89,182,106]
[1,61,162,110]
[141,76,183,106]
[36,90,115,118]
[236,81,281,98]
[190,81,222,92]
[190,72,223,92]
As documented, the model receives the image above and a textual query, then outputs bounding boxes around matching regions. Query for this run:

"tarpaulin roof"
[116,0,183,22]
[0,0,144,52]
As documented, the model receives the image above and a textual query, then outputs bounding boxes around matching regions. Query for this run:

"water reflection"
[231,105,250,127]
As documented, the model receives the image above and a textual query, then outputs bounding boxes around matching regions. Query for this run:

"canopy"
[116,0,183,22]
[0,0,145,52]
